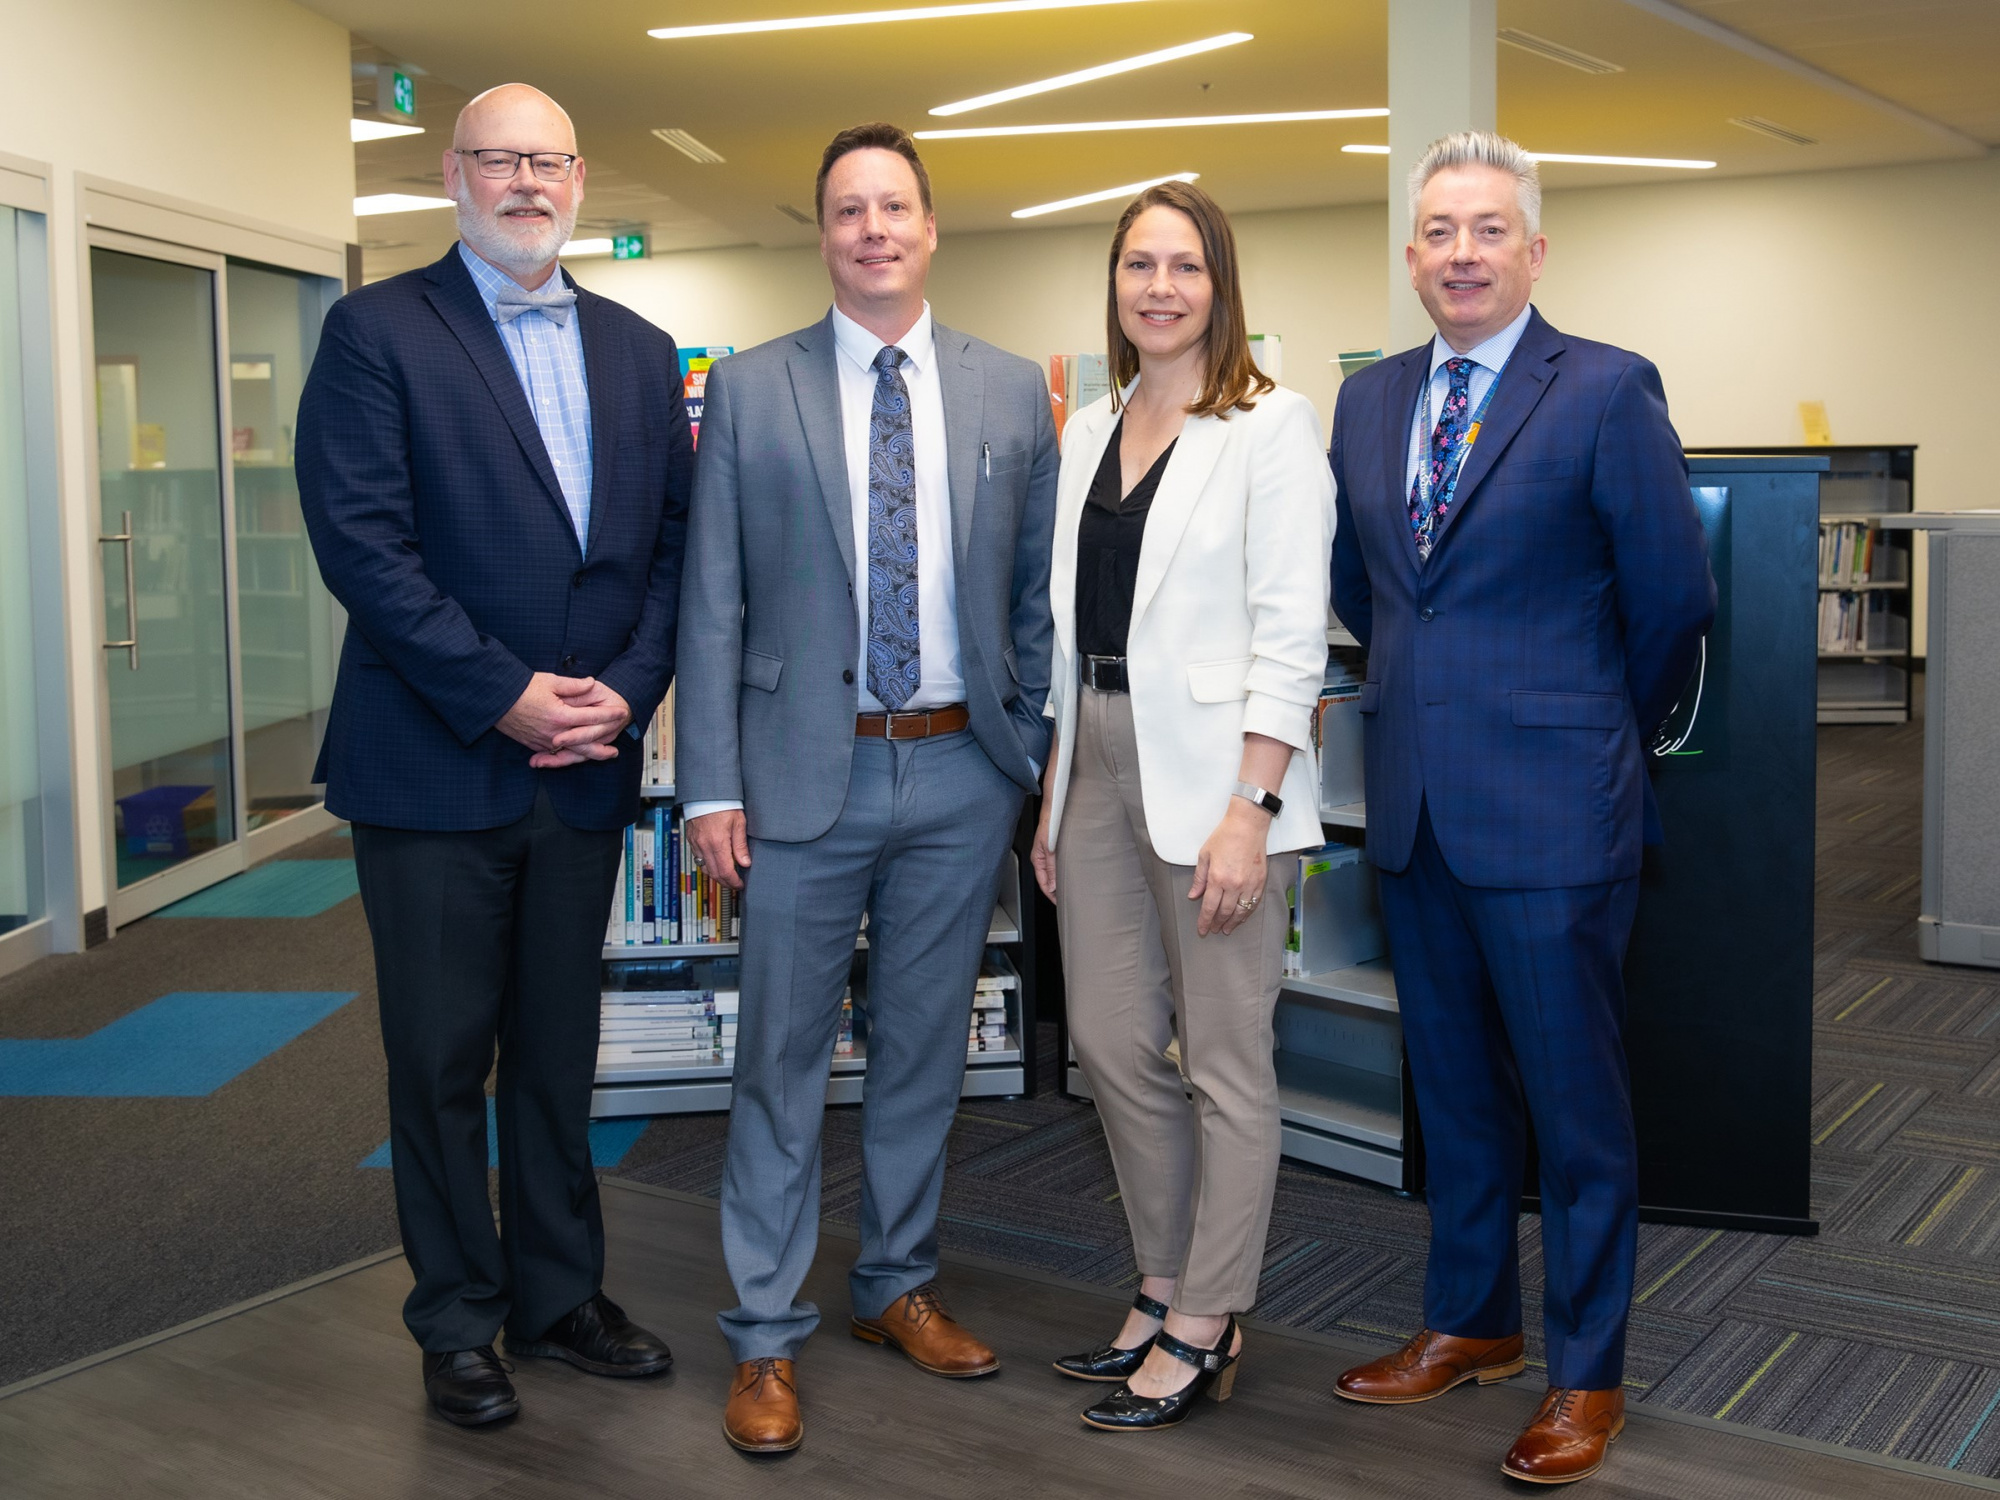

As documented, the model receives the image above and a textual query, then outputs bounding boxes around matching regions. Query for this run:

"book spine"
[640,826,656,944]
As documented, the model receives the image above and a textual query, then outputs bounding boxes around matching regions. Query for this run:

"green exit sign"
[612,233,648,261]
[378,67,415,118]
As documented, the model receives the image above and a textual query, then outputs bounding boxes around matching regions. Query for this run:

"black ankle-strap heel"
[1079,1316,1241,1431]
[1052,1292,1169,1383]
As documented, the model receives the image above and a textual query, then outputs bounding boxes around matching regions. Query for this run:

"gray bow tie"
[494,282,577,326]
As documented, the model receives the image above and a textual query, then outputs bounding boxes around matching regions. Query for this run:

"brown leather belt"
[855,704,970,740]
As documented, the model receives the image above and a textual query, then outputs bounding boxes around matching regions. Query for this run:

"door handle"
[100,508,138,670]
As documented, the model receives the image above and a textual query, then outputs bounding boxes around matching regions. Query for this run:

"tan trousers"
[1055,686,1290,1316]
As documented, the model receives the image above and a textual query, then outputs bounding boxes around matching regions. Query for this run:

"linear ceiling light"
[917,107,1386,140]
[931,33,1252,116]
[351,118,425,142]
[559,238,614,257]
[1341,143,1389,154]
[1497,29,1624,74]
[1527,152,1714,168]
[653,128,726,163]
[1730,115,1818,146]
[649,0,1158,41]
[354,193,455,215]
[1013,171,1197,219]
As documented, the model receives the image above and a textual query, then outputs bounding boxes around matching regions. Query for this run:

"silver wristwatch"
[1231,780,1283,817]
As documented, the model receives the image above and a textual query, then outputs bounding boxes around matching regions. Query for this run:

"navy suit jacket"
[296,247,692,832]
[1330,307,1714,889]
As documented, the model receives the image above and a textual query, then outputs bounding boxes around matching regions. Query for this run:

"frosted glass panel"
[91,247,236,889]
[226,260,342,829]
[0,208,43,934]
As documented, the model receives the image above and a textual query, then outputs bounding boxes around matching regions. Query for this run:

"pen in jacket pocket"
[982,441,990,479]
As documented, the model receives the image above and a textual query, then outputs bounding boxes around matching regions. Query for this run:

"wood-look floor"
[0,1179,1985,1499]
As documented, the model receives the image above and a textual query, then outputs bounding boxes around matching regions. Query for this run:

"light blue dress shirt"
[458,242,594,547]
[1405,301,1535,496]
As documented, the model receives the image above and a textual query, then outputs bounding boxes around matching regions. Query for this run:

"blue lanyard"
[1413,356,1509,542]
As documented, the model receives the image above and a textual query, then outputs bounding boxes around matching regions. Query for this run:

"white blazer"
[1044,381,1335,865]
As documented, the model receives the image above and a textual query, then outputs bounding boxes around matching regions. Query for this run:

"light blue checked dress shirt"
[1404,301,1533,496]
[458,242,594,547]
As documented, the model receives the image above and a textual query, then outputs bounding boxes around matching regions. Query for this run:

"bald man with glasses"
[298,84,691,1427]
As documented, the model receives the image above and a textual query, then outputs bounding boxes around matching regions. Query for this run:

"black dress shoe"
[1053,1291,1168,1382]
[505,1292,673,1377]
[1081,1317,1241,1432]
[424,1346,520,1427]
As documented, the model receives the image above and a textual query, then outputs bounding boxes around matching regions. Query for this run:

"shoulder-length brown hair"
[1106,181,1273,419]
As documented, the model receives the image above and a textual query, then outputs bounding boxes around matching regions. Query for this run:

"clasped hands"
[498,671,631,769]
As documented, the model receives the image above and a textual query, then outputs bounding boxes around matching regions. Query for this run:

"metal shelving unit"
[591,783,1039,1119]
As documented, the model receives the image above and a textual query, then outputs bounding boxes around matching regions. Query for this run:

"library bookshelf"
[590,779,1041,1120]
[1689,445,1916,725]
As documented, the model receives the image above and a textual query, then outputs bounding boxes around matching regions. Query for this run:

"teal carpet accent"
[358,1099,649,1171]
[156,860,359,919]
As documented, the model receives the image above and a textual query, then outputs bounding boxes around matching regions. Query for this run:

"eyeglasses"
[456,148,578,182]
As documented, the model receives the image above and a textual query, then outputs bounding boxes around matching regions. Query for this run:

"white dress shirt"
[1405,301,1535,494]
[682,303,966,822]
[831,302,963,711]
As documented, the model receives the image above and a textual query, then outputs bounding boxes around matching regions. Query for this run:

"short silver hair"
[1407,130,1541,237]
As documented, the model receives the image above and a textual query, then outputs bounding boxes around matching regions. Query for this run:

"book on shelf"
[832,988,856,1056]
[1818,590,1902,654]
[1313,650,1366,810]
[606,803,742,948]
[1818,521,1894,586]
[643,685,675,787]
[679,347,732,449]
[1047,353,1110,440]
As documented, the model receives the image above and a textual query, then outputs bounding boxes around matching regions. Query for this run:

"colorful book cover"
[678,347,733,448]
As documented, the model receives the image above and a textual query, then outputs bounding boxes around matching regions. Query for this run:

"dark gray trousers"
[351,785,622,1352]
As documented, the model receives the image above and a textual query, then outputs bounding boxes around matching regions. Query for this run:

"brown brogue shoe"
[851,1282,1000,1378]
[1502,1387,1625,1484]
[1333,1328,1526,1404]
[724,1357,802,1453]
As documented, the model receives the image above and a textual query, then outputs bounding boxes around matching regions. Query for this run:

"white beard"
[454,184,581,279]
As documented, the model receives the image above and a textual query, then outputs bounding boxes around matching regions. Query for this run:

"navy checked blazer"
[296,246,692,832]
[1330,308,1714,889]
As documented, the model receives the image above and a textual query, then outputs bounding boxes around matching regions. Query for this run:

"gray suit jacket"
[676,312,1059,844]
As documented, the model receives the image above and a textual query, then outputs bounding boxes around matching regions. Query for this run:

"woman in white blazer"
[1030,181,1334,1432]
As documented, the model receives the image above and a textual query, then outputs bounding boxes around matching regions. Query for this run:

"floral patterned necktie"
[866,345,921,709]
[1410,356,1474,560]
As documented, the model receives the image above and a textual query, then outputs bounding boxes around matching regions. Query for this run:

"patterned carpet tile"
[1968,1054,2000,1100]
[1642,1319,2000,1474]
[1249,1233,1410,1330]
[1629,1222,1792,1318]
[1810,1076,1936,1152]
[1816,865,1924,908]
[1815,970,2000,1037]
[1720,1240,2000,1367]
[1814,1026,1998,1091]
[1812,1145,1882,1219]
[1889,1094,2000,1168]
[1820,1153,2000,1256]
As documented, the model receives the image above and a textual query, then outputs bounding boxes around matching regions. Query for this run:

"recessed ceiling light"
[559,239,615,257]
[1013,171,1198,219]
[1341,144,1390,155]
[354,193,455,215]
[931,33,1252,117]
[774,203,816,224]
[916,107,1387,140]
[649,0,1158,41]
[1497,29,1623,75]
[653,128,726,163]
[1527,152,1714,169]
[1729,116,1818,146]
[351,119,425,143]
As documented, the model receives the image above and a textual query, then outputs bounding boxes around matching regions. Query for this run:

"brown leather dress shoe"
[724,1357,802,1453]
[1502,1387,1625,1484]
[1333,1328,1526,1404]
[850,1282,1000,1377]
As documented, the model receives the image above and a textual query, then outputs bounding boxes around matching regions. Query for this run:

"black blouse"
[1076,419,1177,659]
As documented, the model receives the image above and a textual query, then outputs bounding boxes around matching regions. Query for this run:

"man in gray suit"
[677,121,1058,1453]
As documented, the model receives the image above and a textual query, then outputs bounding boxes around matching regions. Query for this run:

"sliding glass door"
[88,237,343,923]
[0,208,43,939]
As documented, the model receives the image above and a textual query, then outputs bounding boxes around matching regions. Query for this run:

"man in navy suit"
[1327,132,1713,1486]
[297,84,688,1427]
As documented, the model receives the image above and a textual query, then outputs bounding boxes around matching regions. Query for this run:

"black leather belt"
[1081,655,1129,693]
